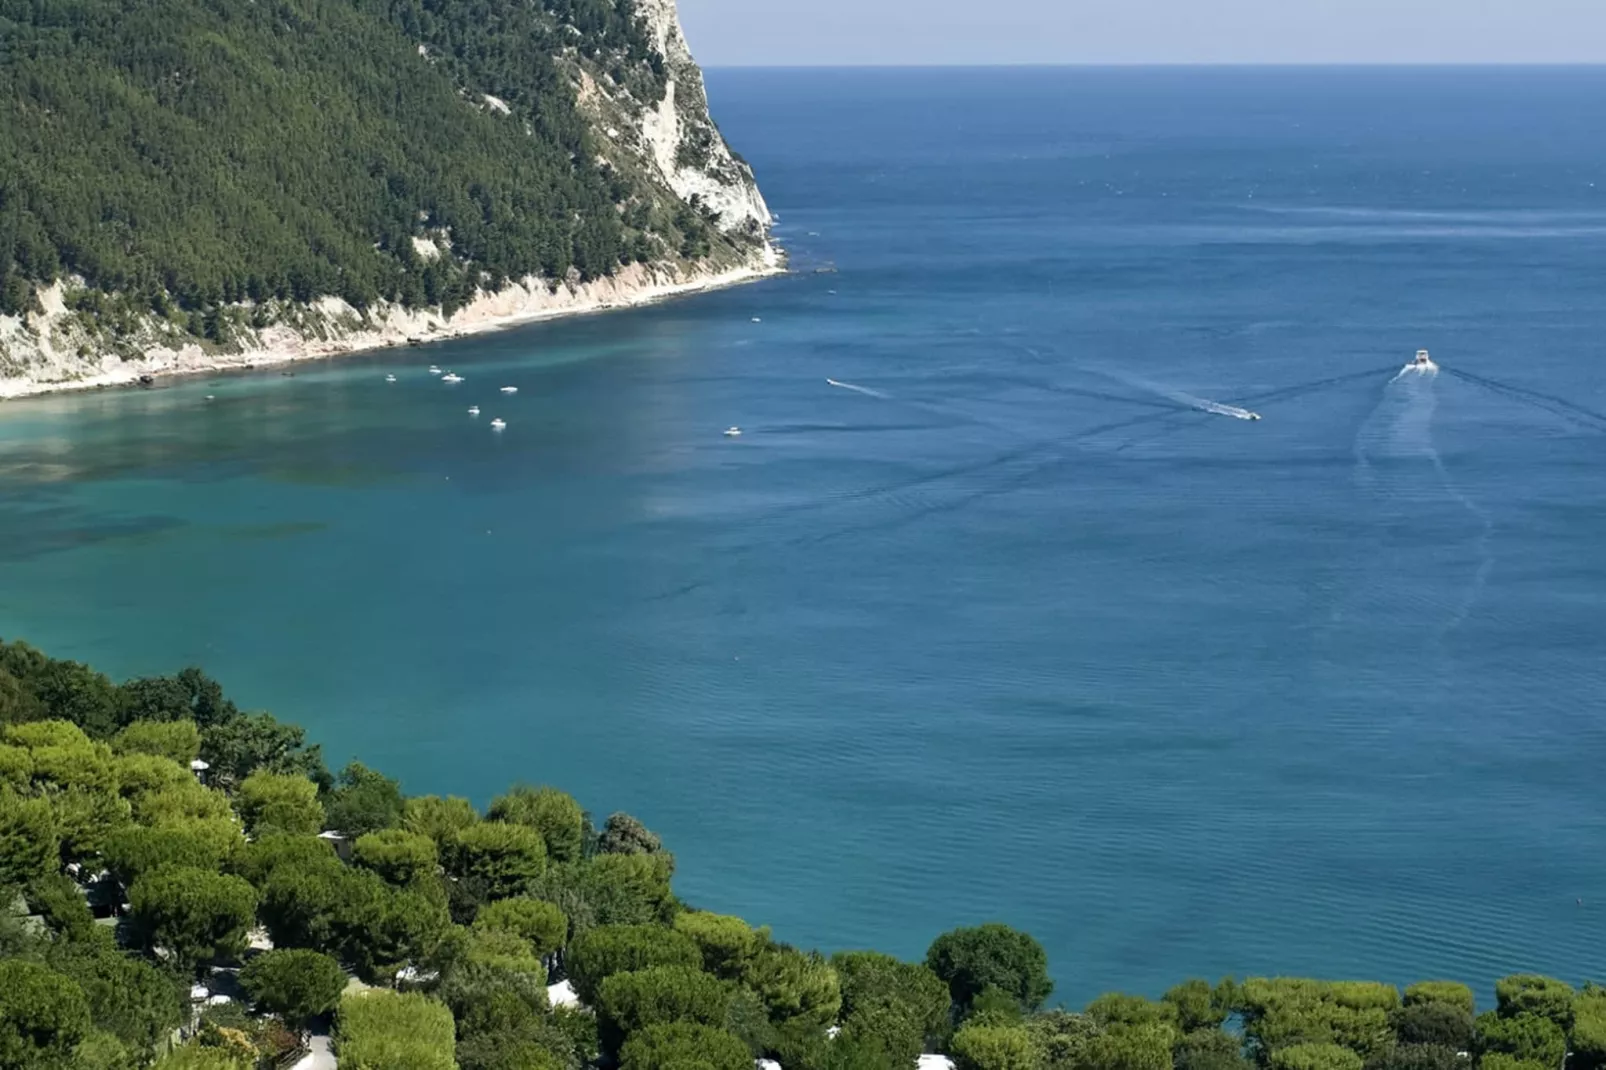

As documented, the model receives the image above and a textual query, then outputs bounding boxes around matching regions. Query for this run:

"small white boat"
[490,418,507,431]
[751,317,762,323]
[1413,349,1434,368]
[723,426,742,437]
[468,406,480,416]
[442,373,463,384]
[385,374,396,382]
[500,386,519,394]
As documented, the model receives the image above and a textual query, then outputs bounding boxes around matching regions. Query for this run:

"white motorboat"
[441,373,463,384]
[723,426,742,437]
[490,418,507,430]
[385,374,396,382]
[428,365,442,375]
[500,386,519,394]
[468,406,480,416]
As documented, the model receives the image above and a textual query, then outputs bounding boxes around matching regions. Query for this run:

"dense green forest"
[2,638,1603,1070]
[0,0,738,330]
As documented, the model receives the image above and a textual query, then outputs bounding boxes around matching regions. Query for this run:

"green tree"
[336,990,456,1070]
[451,822,547,899]
[114,669,237,729]
[236,772,324,836]
[1164,980,1231,1033]
[199,712,329,789]
[1404,984,1476,1016]
[0,790,59,886]
[48,786,132,863]
[324,762,404,837]
[1571,993,1606,1070]
[1025,1011,1101,1070]
[619,1022,753,1070]
[951,1024,1038,1070]
[403,795,479,851]
[232,833,337,888]
[564,924,702,1005]
[240,949,348,1027]
[259,859,385,956]
[24,874,93,940]
[1173,1029,1252,1070]
[489,786,586,864]
[926,924,1053,1014]
[1493,978,1573,1031]
[596,966,733,1054]
[1392,1001,1474,1049]
[0,960,91,1070]
[1079,1023,1175,1070]
[1476,1013,1565,1068]
[464,928,549,977]
[1086,993,1179,1031]
[113,721,202,764]
[598,812,665,856]
[832,951,950,1063]
[1269,1044,1364,1070]
[743,943,841,1032]
[112,752,194,797]
[676,912,763,979]
[473,898,568,958]
[44,935,185,1057]
[128,868,258,972]
[102,823,237,887]
[353,828,439,886]
[0,745,30,791]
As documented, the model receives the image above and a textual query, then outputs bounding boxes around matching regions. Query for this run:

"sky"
[676,0,1606,67]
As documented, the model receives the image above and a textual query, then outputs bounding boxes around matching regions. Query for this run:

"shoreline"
[0,252,783,403]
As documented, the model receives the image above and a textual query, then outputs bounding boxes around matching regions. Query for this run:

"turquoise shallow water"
[4,67,1606,1002]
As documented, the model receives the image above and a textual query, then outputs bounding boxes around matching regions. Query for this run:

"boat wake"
[825,378,888,399]
[1168,391,1262,421]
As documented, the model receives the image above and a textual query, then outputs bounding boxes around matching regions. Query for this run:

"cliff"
[0,0,777,397]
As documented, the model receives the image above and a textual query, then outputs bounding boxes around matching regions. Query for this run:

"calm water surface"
[4,68,1606,1002]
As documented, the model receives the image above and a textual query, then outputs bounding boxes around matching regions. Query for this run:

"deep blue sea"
[3,68,1606,1003]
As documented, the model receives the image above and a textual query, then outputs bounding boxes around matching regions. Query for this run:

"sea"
[3,67,1605,1005]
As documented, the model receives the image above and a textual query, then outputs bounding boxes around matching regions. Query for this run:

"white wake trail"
[825,378,889,399]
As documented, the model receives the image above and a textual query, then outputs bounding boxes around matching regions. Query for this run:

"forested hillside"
[2,638,1605,1070]
[0,0,762,334]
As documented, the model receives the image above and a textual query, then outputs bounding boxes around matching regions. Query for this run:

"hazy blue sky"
[678,0,1605,67]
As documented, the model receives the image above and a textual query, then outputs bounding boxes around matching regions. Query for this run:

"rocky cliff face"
[0,0,776,396]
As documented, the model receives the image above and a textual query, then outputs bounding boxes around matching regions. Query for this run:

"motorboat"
[428,365,442,375]
[750,317,762,323]
[490,418,507,430]
[1413,349,1434,367]
[441,373,463,383]
[385,374,396,382]
[468,406,480,416]
[500,386,519,394]
[1245,412,1262,421]
[723,426,743,437]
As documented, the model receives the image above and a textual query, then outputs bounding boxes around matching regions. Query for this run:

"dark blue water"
[3,68,1606,1003]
